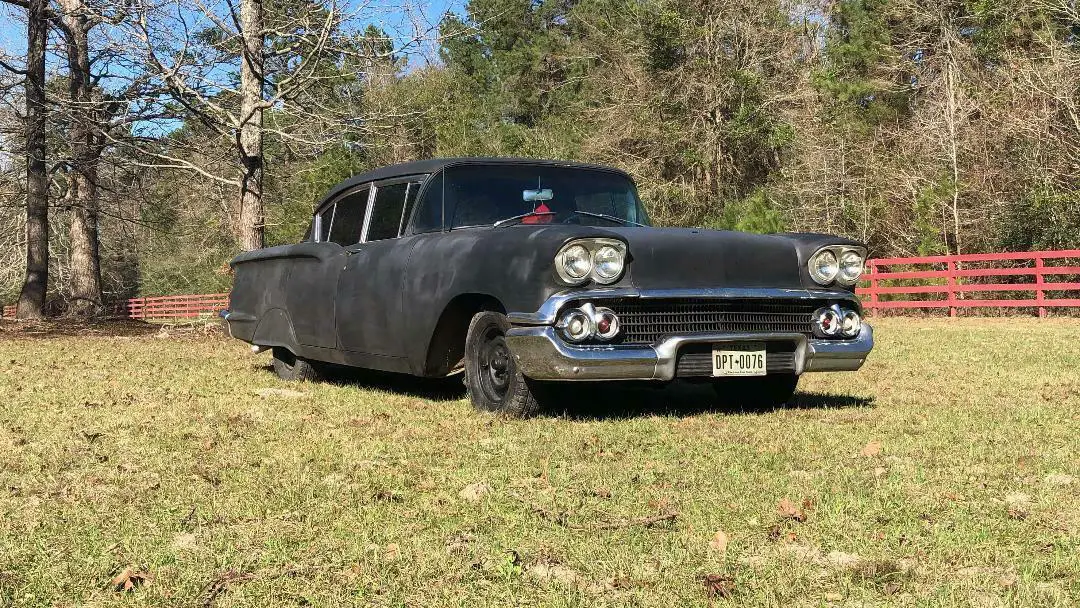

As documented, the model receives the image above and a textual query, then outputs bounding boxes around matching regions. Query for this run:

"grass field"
[0,318,1078,607]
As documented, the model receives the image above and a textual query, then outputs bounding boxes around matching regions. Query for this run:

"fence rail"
[4,250,1080,320]
[1,293,229,321]
[857,250,1080,317]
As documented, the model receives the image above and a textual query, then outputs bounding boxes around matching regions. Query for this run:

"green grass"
[0,318,1078,607]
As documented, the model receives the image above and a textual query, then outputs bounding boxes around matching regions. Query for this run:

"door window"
[398,181,423,236]
[367,182,410,241]
[328,187,369,245]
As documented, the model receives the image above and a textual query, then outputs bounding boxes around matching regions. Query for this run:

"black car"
[222,158,873,416]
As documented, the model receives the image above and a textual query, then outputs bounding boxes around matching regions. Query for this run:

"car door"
[286,185,371,349]
[335,177,425,358]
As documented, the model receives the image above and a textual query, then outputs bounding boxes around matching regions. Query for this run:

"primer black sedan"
[222,158,873,416]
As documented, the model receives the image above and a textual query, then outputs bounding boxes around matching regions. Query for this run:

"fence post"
[867,262,878,316]
[946,259,957,318]
[1036,257,1046,319]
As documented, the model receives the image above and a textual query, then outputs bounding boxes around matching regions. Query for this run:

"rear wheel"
[712,373,799,410]
[272,347,322,382]
[464,311,542,417]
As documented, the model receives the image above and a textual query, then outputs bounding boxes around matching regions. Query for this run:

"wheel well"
[424,293,505,376]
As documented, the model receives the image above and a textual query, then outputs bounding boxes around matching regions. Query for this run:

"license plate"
[712,343,767,377]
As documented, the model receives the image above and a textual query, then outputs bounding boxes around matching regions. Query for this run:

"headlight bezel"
[554,238,628,285]
[808,245,866,286]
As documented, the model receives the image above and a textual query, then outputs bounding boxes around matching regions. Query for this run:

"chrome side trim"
[507,287,861,326]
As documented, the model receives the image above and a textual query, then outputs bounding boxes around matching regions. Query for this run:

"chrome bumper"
[504,324,873,382]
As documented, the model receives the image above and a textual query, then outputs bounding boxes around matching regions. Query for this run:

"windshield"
[442,165,650,229]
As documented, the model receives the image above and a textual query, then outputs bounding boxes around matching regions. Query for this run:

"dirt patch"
[0,318,222,340]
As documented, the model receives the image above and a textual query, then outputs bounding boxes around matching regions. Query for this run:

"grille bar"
[591,298,824,345]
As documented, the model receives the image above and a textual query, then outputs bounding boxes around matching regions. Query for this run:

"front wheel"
[712,373,799,410]
[464,311,542,417]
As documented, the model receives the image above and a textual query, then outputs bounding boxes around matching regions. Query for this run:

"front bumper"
[505,325,873,381]
[503,288,874,381]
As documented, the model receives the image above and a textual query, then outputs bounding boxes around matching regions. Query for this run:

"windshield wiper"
[492,211,556,227]
[566,210,647,227]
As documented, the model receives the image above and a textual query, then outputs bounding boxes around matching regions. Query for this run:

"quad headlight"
[554,239,627,285]
[808,246,866,286]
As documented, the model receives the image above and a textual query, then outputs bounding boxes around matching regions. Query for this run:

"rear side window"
[405,173,442,235]
[367,183,410,241]
[328,187,369,246]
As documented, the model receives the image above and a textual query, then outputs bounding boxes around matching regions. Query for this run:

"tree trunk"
[60,0,104,316]
[16,0,49,320]
[237,0,265,251]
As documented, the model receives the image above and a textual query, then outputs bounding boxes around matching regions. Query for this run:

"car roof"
[317,157,632,210]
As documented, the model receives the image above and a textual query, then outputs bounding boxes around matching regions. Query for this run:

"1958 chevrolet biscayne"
[222,158,873,416]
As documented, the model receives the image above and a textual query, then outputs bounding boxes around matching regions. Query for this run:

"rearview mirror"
[523,188,553,202]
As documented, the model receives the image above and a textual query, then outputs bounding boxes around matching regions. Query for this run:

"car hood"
[600,227,805,290]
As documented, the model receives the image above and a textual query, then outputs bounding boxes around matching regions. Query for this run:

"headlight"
[555,244,592,284]
[593,246,624,282]
[808,249,839,285]
[838,250,865,285]
[554,239,627,285]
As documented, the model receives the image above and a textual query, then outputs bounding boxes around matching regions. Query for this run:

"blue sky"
[0,0,464,68]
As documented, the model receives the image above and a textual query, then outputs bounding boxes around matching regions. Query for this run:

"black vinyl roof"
[317,157,631,209]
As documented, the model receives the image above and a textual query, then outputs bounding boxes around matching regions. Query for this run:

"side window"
[315,204,335,242]
[397,181,423,236]
[366,182,410,242]
[405,173,442,235]
[328,187,369,246]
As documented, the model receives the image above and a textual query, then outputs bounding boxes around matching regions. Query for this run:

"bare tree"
[57,0,104,314]
[0,0,51,319]
[237,0,264,251]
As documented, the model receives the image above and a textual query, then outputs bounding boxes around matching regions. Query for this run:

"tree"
[2,0,50,319]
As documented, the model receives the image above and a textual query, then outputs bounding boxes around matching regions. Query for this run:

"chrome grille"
[594,298,822,345]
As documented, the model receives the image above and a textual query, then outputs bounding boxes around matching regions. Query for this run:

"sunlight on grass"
[0,318,1078,606]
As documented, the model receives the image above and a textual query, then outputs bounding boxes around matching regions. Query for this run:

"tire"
[272,347,322,382]
[712,373,799,410]
[464,311,542,417]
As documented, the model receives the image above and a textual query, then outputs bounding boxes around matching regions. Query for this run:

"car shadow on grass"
[259,363,873,417]
[261,363,469,401]
[534,382,874,420]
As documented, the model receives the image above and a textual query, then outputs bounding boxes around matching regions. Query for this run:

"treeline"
[1,0,1079,316]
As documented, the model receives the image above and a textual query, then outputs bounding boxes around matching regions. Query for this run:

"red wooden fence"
[1,293,229,321]
[4,251,1080,320]
[857,250,1080,317]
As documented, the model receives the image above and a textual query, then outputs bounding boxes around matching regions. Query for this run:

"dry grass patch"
[0,318,1078,606]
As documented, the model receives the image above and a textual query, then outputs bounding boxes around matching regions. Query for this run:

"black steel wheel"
[271,347,322,382]
[464,311,542,417]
